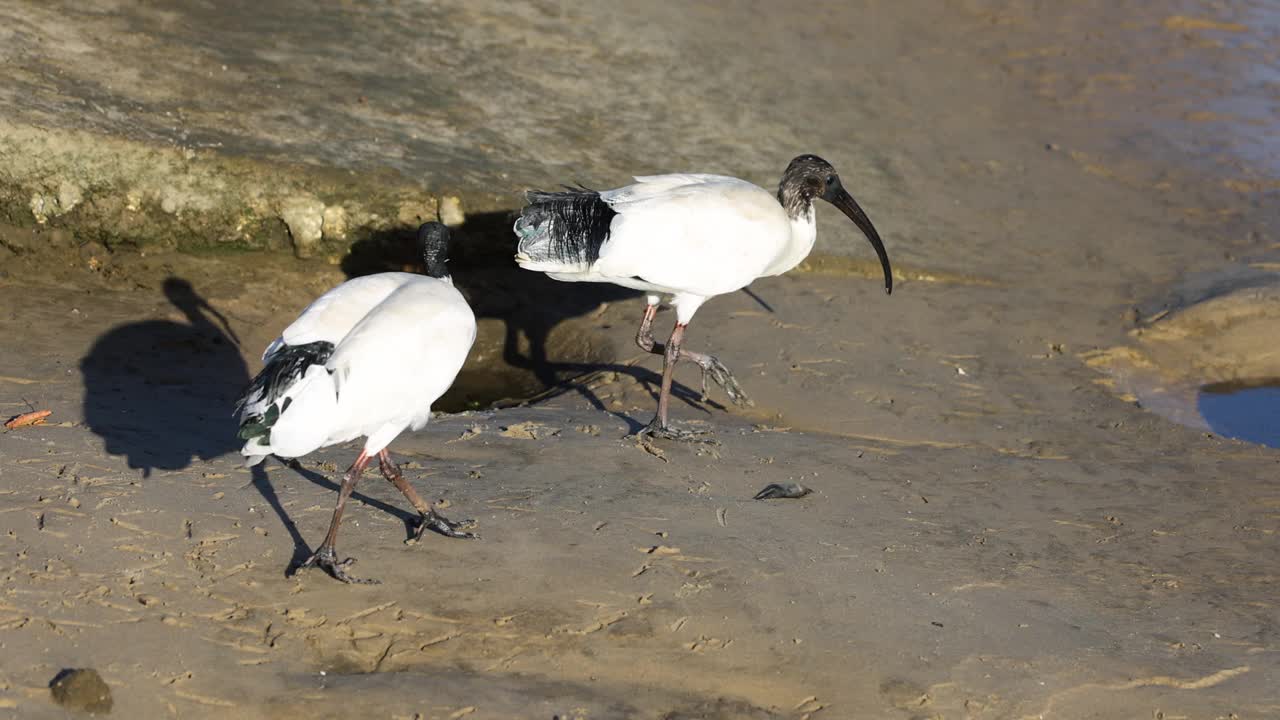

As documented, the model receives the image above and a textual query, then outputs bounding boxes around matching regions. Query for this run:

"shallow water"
[1212,2,1280,178]
[1198,380,1280,449]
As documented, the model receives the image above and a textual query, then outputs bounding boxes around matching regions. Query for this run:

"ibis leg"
[299,450,379,584]
[635,306,750,407]
[652,322,683,430]
[377,450,476,542]
[635,302,660,352]
[639,323,713,441]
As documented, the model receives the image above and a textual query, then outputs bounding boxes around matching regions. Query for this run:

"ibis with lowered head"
[236,222,478,584]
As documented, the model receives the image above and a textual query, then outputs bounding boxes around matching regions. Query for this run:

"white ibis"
[236,222,478,584]
[514,154,892,439]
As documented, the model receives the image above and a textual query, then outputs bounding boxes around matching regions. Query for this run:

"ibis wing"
[594,178,791,297]
[272,273,421,357]
[324,279,477,432]
[601,173,739,205]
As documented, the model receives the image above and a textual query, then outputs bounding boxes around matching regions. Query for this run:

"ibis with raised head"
[236,222,478,584]
[514,155,893,439]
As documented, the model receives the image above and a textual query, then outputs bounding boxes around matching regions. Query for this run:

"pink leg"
[377,449,476,541]
[300,451,379,584]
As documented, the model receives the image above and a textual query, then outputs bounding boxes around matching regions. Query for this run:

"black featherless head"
[778,154,893,294]
[779,154,838,207]
[417,221,452,279]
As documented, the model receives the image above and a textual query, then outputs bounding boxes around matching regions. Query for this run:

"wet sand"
[1,1,1279,718]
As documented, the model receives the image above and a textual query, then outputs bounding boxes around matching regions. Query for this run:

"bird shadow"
[80,277,248,476]
[79,277,324,574]
[340,210,725,430]
[258,458,421,576]
[248,463,314,574]
[513,358,727,434]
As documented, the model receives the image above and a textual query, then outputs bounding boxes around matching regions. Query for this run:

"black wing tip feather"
[237,396,292,441]
[234,341,334,436]
[523,187,597,205]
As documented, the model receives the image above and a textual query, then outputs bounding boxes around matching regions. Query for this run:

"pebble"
[50,668,112,713]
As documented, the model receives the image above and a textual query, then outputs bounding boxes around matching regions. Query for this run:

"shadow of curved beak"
[827,188,893,294]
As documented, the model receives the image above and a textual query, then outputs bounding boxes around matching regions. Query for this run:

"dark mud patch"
[273,667,782,720]
[339,210,643,411]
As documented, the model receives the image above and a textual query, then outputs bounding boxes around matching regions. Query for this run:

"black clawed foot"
[753,482,814,500]
[411,508,478,542]
[636,418,719,444]
[299,547,381,584]
[697,355,753,407]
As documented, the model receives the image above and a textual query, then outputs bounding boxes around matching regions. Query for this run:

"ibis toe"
[684,350,752,406]
[411,509,478,542]
[300,546,380,585]
[637,418,719,444]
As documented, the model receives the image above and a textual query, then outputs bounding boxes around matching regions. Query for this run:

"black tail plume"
[234,341,334,438]
[514,188,617,269]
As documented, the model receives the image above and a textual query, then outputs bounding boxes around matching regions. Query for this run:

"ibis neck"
[763,205,818,277]
[421,240,450,279]
[777,185,816,222]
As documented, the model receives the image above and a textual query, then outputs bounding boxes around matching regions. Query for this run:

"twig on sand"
[4,409,51,429]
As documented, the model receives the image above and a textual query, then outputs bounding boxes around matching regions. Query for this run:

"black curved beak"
[827,188,893,294]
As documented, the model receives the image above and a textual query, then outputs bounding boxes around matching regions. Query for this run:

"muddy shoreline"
[2,1,1279,718]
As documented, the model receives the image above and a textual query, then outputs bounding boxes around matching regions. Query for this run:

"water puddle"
[1198,380,1280,449]
[1085,276,1280,450]
[434,367,546,413]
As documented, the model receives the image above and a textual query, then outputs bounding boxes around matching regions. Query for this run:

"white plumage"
[527,174,816,323]
[514,155,892,439]
[236,222,478,584]
[239,274,476,464]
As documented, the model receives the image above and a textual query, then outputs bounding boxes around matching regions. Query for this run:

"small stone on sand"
[50,668,113,713]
